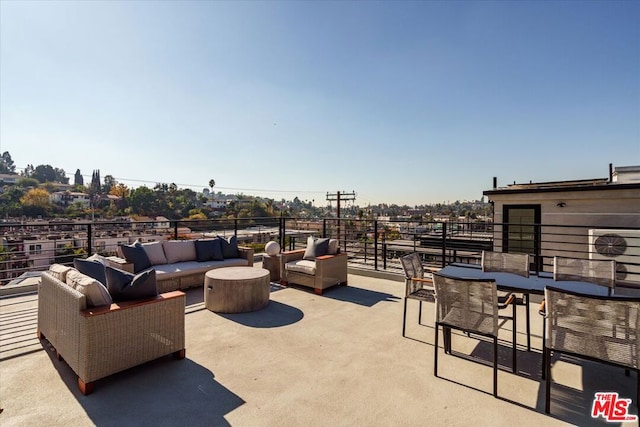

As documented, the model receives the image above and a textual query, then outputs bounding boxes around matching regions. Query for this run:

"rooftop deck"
[1,266,637,426]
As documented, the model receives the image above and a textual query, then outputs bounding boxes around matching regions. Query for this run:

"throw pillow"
[195,239,224,262]
[314,238,330,257]
[217,235,239,259]
[105,266,158,302]
[65,269,113,307]
[87,253,110,267]
[162,240,197,263]
[74,258,107,286]
[142,241,168,265]
[120,242,152,273]
[303,236,317,260]
[328,239,339,255]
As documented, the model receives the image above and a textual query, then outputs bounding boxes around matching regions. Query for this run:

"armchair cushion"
[285,259,317,276]
[303,237,329,260]
[105,266,159,302]
[65,269,113,307]
[328,239,339,255]
[48,263,72,282]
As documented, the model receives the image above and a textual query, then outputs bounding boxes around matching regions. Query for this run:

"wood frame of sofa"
[279,249,348,295]
[106,246,255,293]
[37,272,186,395]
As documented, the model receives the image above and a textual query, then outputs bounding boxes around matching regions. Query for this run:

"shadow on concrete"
[217,300,304,328]
[42,343,244,427]
[323,285,401,307]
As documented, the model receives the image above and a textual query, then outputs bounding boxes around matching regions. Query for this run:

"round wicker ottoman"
[204,267,270,313]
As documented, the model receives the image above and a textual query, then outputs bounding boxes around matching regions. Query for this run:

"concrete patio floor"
[1,267,638,426]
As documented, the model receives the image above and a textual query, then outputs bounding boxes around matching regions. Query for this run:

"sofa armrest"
[238,246,254,267]
[280,249,305,264]
[81,291,185,317]
[106,256,134,273]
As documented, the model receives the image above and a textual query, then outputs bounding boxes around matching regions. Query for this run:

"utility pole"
[326,191,356,240]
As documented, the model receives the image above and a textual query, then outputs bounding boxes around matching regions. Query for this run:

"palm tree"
[209,179,215,192]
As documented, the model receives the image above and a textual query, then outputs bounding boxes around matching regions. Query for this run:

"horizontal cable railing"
[2,217,639,286]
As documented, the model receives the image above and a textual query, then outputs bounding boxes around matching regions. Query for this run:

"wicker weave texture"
[545,287,639,369]
[481,251,530,277]
[400,253,434,301]
[39,272,186,384]
[281,250,348,291]
[433,273,499,336]
[553,257,616,288]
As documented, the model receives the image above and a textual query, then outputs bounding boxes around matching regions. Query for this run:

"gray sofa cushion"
[142,241,168,265]
[65,269,113,307]
[152,258,248,280]
[105,266,158,302]
[163,240,197,263]
[285,259,317,275]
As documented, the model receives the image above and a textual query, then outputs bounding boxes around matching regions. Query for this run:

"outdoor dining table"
[437,263,640,355]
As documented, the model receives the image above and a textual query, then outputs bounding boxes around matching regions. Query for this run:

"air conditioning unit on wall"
[589,229,640,283]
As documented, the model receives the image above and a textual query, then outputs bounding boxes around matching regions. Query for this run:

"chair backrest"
[553,256,616,289]
[400,253,423,280]
[545,286,640,369]
[481,251,530,278]
[432,272,498,337]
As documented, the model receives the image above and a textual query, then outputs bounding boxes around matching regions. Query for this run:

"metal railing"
[2,217,639,286]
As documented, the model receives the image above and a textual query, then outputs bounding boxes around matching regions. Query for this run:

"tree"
[74,169,84,186]
[20,188,51,217]
[16,177,40,188]
[21,164,34,178]
[110,183,130,198]
[31,164,68,183]
[209,179,215,191]
[103,175,117,193]
[0,152,16,174]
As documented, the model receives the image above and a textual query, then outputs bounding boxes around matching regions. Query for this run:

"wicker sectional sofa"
[38,270,186,395]
[106,238,255,293]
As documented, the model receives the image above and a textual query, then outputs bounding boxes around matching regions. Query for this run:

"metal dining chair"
[544,286,639,414]
[400,253,435,338]
[540,256,617,379]
[433,272,510,397]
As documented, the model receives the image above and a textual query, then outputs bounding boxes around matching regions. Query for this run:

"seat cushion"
[285,259,317,276]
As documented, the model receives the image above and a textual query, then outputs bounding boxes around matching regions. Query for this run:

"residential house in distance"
[484,164,640,283]
[49,191,91,208]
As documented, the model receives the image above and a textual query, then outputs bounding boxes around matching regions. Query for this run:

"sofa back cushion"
[163,240,197,263]
[142,241,168,265]
[195,239,224,262]
[65,269,113,307]
[105,266,159,302]
[120,241,152,273]
[74,258,107,286]
[217,235,239,259]
[328,239,339,255]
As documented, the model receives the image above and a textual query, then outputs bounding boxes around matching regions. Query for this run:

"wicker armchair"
[400,253,435,338]
[543,286,640,414]
[433,272,508,397]
[37,272,186,395]
[280,249,348,295]
[541,257,617,379]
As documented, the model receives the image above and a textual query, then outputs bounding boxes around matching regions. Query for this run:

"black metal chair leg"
[418,300,423,325]
[402,298,408,337]
[545,347,552,414]
[493,336,498,397]
[434,323,439,377]
[512,300,517,373]
[541,317,546,380]
[525,293,531,351]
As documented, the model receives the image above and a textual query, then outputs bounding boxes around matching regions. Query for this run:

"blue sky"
[1,1,638,207]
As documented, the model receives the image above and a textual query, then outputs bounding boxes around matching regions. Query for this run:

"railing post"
[87,223,92,255]
[382,232,387,270]
[234,219,238,236]
[173,221,178,240]
[279,215,284,250]
[374,220,378,271]
[323,219,326,238]
[441,222,447,268]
